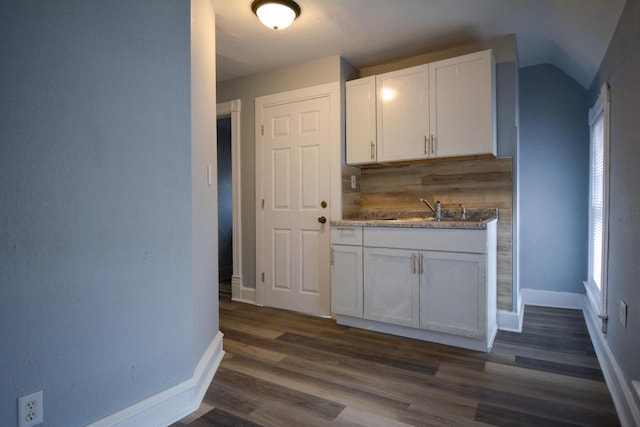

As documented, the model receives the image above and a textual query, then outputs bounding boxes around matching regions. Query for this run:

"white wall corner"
[520,288,585,310]
[217,99,244,305]
[497,297,524,332]
[88,332,225,427]
[583,302,640,427]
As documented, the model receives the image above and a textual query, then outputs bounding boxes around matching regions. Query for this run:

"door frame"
[216,99,248,301]
[255,82,342,307]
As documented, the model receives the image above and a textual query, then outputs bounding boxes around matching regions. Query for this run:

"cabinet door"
[376,65,430,162]
[346,77,377,165]
[331,244,363,317]
[419,251,486,338]
[364,247,419,327]
[429,50,496,158]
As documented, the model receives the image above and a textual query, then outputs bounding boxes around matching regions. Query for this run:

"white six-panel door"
[259,95,331,316]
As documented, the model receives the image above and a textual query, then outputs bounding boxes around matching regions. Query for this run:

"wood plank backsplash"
[357,157,513,311]
[341,165,362,220]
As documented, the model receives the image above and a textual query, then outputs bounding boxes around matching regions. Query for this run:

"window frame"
[585,83,610,330]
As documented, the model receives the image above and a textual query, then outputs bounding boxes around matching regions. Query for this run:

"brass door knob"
[321,200,328,208]
[317,216,327,224]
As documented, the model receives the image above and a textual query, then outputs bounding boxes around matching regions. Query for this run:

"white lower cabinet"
[330,226,363,317]
[364,248,419,328]
[331,244,363,317]
[419,251,486,338]
[331,223,497,351]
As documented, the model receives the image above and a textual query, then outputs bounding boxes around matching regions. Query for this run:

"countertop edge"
[330,218,496,230]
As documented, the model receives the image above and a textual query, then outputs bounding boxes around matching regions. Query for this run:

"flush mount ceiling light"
[251,0,301,30]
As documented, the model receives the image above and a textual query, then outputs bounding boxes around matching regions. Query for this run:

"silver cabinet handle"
[424,135,428,155]
[430,134,435,156]
[411,253,416,274]
[419,253,424,275]
[370,141,375,160]
[331,248,335,266]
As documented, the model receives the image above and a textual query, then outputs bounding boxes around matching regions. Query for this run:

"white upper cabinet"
[376,64,430,162]
[345,49,496,166]
[429,50,496,158]
[346,76,377,164]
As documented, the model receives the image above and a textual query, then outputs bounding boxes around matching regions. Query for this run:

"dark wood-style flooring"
[171,301,619,427]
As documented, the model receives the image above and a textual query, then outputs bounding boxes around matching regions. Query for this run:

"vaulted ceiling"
[211,0,626,88]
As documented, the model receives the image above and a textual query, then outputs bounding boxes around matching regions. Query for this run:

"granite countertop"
[331,208,498,230]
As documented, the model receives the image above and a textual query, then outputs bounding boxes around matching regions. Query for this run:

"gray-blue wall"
[589,0,640,390]
[0,1,218,425]
[519,64,589,294]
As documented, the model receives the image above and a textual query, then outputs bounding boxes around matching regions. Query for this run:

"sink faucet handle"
[460,204,466,220]
[419,197,440,220]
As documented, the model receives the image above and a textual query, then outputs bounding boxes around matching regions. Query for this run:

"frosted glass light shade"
[252,0,301,30]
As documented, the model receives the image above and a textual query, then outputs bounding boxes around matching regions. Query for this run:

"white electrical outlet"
[620,299,628,328]
[18,390,43,427]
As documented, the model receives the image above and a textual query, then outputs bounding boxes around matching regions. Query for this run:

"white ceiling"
[211,0,626,88]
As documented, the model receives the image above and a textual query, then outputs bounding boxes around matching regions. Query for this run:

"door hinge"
[261,124,264,136]
[261,272,265,282]
[261,198,265,209]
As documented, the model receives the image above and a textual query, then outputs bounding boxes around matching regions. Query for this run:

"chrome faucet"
[419,198,441,220]
[460,204,466,220]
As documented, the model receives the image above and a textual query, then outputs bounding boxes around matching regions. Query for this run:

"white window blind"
[590,111,604,290]
[586,82,609,328]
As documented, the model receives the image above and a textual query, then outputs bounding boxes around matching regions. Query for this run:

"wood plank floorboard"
[513,355,605,381]
[171,302,619,427]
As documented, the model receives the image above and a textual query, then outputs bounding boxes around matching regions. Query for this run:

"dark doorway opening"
[217,117,232,298]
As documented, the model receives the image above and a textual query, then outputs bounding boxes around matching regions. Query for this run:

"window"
[585,83,609,325]
[590,110,604,290]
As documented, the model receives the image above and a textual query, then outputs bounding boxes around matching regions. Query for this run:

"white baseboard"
[232,279,257,305]
[497,297,524,332]
[583,299,640,427]
[88,331,225,427]
[521,288,585,309]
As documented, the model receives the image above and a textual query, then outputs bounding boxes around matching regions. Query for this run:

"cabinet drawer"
[331,226,363,245]
[364,227,486,253]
